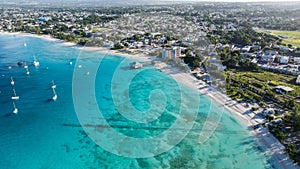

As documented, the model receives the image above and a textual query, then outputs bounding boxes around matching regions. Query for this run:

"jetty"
[129,60,156,69]
[130,62,143,69]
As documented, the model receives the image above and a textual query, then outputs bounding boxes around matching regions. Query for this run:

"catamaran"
[11,77,14,86]
[52,88,57,101]
[33,56,40,67]
[12,101,18,114]
[51,80,56,89]
[11,88,19,100]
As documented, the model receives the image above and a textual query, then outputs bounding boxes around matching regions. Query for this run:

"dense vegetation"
[209,28,279,47]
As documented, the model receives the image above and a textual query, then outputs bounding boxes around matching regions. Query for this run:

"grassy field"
[91,27,112,32]
[227,71,300,108]
[257,30,300,47]
[235,71,300,96]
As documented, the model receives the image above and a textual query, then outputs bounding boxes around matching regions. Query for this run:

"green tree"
[112,42,124,50]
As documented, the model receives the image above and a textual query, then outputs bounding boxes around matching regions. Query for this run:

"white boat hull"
[13,108,18,114]
[12,96,19,100]
[52,95,57,101]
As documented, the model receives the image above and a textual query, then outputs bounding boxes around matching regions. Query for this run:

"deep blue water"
[0,34,275,169]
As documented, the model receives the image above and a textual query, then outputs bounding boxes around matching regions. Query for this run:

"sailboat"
[23,41,27,47]
[52,88,57,101]
[11,88,20,100]
[11,77,14,86]
[51,80,56,89]
[23,62,28,69]
[33,56,40,67]
[25,67,30,75]
[12,101,18,114]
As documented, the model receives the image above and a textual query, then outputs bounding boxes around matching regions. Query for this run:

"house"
[264,108,275,116]
[279,56,289,64]
[275,85,294,94]
[38,17,51,22]
[150,32,161,39]
[241,46,252,53]
[261,54,276,63]
[296,75,300,85]
[210,57,226,71]
[251,45,262,51]
[103,41,114,48]
[261,50,278,63]
[294,57,300,64]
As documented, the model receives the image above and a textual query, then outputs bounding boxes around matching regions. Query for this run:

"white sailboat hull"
[13,108,18,114]
[52,95,57,101]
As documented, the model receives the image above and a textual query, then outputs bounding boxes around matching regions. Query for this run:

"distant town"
[1,2,300,164]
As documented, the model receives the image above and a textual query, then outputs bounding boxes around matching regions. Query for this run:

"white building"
[275,85,294,94]
[296,75,300,85]
[261,50,278,62]
[172,47,181,59]
[241,45,252,53]
[162,48,173,60]
[162,47,181,60]
[279,56,289,64]
[294,57,300,64]
[261,54,276,62]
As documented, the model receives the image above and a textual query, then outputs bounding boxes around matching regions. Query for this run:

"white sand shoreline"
[1,31,298,168]
[0,31,152,62]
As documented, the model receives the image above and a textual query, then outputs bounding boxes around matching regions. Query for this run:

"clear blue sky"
[178,0,298,1]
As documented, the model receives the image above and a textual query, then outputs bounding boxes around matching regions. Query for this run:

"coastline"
[0,31,298,168]
[0,31,152,63]
[155,61,299,169]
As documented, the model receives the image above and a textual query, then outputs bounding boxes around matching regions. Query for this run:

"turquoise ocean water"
[0,34,275,169]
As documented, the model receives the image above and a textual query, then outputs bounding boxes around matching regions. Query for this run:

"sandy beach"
[0,31,152,63]
[0,31,298,168]
[154,62,299,169]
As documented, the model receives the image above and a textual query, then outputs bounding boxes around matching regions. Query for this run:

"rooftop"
[296,75,300,84]
[275,85,294,92]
